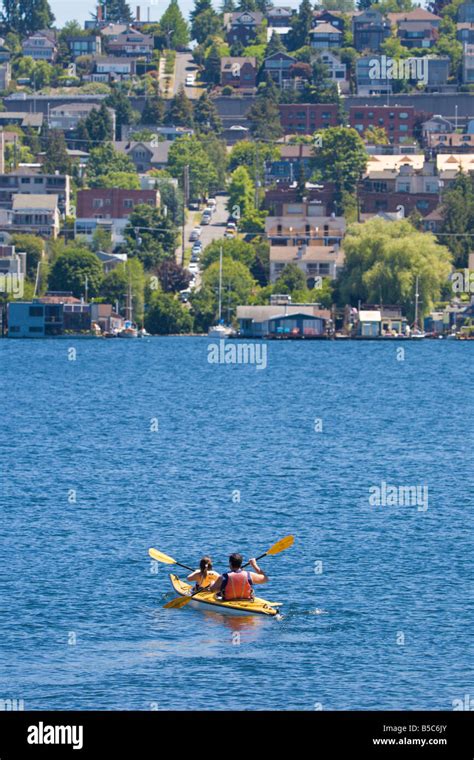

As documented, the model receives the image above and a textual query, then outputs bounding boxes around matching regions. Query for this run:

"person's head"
[229,553,243,571]
[200,556,212,577]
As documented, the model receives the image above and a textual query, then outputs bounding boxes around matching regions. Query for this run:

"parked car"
[207,198,217,211]
[225,229,236,239]
[185,75,195,86]
[226,222,236,231]
[179,289,191,302]
[188,263,199,274]
[192,243,202,256]
[201,214,211,225]
[189,227,201,242]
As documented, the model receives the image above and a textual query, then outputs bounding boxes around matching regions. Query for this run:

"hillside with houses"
[0,0,473,339]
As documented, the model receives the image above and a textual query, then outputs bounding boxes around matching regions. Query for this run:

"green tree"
[191,3,221,44]
[247,84,282,140]
[200,257,256,320]
[2,0,54,36]
[168,134,218,199]
[200,238,258,271]
[228,140,279,182]
[100,171,141,189]
[440,173,474,268]
[11,234,44,279]
[266,30,286,56]
[193,91,222,134]
[124,204,178,270]
[311,126,367,201]
[100,259,145,323]
[288,0,313,50]
[227,165,255,219]
[204,42,222,84]
[339,217,452,319]
[363,125,389,144]
[97,0,132,23]
[48,246,104,298]
[77,104,114,149]
[150,173,184,225]
[86,143,135,187]
[167,86,194,127]
[141,93,166,125]
[160,0,190,49]
[42,130,71,174]
[145,292,193,334]
[274,263,306,293]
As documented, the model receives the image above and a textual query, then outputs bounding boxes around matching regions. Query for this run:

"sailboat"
[410,276,425,339]
[208,247,233,339]
[118,272,138,338]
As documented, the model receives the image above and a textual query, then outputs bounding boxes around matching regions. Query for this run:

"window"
[29,306,43,317]
[123,199,133,208]
[93,198,103,208]
[21,178,30,184]
[29,326,43,332]
[399,112,408,119]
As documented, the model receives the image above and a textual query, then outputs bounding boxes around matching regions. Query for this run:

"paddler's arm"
[248,558,269,584]
[187,570,202,582]
[208,575,223,593]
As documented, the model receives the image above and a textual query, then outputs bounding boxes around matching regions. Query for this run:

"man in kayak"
[209,553,268,601]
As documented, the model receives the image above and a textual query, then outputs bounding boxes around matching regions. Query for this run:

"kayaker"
[187,556,220,592]
[209,553,268,601]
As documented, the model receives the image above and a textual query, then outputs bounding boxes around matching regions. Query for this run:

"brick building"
[349,105,416,143]
[279,103,339,135]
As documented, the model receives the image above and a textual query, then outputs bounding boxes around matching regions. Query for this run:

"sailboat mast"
[218,246,223,323]
[414,275,419,329]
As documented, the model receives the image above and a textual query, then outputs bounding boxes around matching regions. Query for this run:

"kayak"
[169,574,281,617]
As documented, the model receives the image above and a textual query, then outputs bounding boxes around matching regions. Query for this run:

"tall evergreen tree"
[194,91,222,134]
[2,0,54,36]
[43,130,71,175]
[204,43,222,84]
[99,0,133,23]
[160,0,190,49]
[167,87,194,127]
[289,0,313,50]
[266,30,286,56]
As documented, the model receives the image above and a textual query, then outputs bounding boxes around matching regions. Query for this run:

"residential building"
[86,56,136,82]
[0,244,26,282]
[397,21,439,49]
[7,295,120,337]
[463,43,474,82]
[99,23,130,41]
[113,140,172,172]
[356,55,450,94]
[312,10,346,31]
[22,30,58,62]
[422,114,454,139]
[356,56,392,95]
[387,8,441,28]
[458,2,474,23]
[90,302,124,333]
[0,170,71,216]
[270,243,344,284]
[220,56,257,88]
[0,112,43,130]
[237,303,331,338]
[266,7,292,27]
[427,132,474,152]
[265,203,346,248]
[0,194,61,238]
[309,22,343,50]
[349,105,416,143]
[0,62,11,91]
[279,103,339,134]
[314,51,349,92]
[75,187,160,244]
[266,144,313,183]
[456,22,474,43]
[225,11,264,45]
[264,184,337,216]
[352,10,391,52]
[263,51,296,87]
[66,35,102,58]
[106,29,153,59]
[48,103,116,134]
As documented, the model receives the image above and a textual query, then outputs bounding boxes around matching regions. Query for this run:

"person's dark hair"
[200,556,212,582]
[229,553,243,569]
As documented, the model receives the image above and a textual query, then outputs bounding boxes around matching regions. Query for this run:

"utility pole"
[182,164,189,267]
[84,274,89,304]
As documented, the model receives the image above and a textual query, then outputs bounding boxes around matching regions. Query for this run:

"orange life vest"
[222,570,253,600]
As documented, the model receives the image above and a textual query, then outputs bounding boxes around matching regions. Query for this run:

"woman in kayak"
[209,553,268,601]
[187,556,220,592]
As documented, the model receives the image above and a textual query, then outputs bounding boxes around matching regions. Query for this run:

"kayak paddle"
[163,535,294,610]
[148,548,194,572]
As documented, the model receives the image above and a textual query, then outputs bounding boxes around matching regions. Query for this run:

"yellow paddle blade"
[266,535,294,556]
[163,595,193,609]
[149,548,178,565]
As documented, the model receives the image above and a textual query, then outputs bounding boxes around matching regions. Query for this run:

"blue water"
[1,338,473,710]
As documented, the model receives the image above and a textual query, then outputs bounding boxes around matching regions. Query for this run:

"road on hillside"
[173,52,203,99]
[176,194,230,290]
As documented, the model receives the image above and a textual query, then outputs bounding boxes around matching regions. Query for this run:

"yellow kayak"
[169,574,280,617]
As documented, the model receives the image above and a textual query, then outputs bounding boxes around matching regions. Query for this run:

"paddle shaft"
[242,552,267,569]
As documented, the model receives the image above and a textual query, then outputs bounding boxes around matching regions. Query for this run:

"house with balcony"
[352,10,390,52]
[312,10,347,31]
[427,132,474,153]
[0,170,71,216]
[309,22,343,50]
[266,203,346,250]
[220,56,257,88]
[67,35,102,59]
[106,29,153,60]
[263,51,296,87]
[1,194,61,238]
[85,56,136,82]
[75,187,160,245]
[22,30,58,62]
[270,243,344,286]
[315,51,349,92]
[225,11,264,45]
[397,21,439,49]
[266,144,313,183]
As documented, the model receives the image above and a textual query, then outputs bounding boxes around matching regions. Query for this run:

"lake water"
[1,338,473,710]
